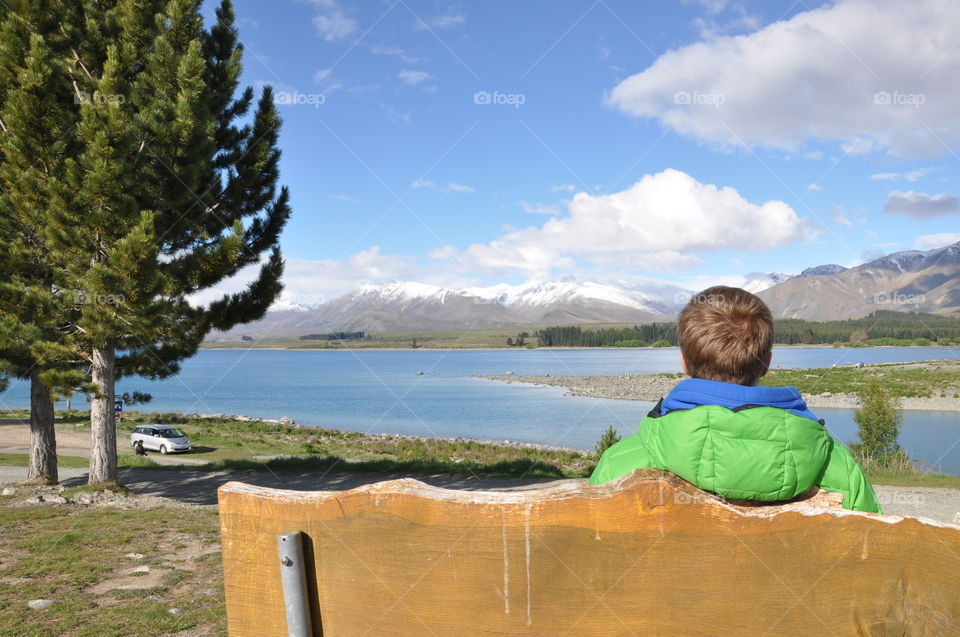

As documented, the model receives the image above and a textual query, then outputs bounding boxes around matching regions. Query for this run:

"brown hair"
[678,286,773,386]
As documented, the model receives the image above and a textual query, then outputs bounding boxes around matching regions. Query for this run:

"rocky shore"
[476,373,960,411]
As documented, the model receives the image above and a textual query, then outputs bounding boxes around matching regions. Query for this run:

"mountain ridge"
[208,242,960,339]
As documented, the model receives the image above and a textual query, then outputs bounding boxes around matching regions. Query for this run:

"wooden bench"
[218,470,960,636]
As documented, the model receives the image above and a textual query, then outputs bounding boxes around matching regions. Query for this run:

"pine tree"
[0,4,87,484]
[1,0,291,484]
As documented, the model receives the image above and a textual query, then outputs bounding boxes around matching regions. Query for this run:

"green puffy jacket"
[589,402,882,513]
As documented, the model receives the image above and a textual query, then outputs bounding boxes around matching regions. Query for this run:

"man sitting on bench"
[590,286,881,513]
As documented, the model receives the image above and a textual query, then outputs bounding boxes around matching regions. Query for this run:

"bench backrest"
[218,470,960,636]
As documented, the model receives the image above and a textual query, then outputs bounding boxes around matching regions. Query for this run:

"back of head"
[678,286,773,386]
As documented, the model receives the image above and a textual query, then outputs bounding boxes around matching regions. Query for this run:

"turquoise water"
[1,347,958,472]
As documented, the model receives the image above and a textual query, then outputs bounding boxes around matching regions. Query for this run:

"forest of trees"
[535,311,960,348]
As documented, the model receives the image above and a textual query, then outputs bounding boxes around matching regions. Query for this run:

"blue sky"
[199,0,960,306]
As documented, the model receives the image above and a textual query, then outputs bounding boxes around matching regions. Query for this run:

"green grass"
[761,360,960,397]
[0,453,88,468]
[0,504,224,636]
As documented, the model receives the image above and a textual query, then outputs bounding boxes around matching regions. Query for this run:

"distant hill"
[758,242,960,320]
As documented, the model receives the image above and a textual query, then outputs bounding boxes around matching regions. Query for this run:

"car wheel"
[160,445,168,455]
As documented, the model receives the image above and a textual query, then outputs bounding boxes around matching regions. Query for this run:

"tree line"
[535,311,960,348]
[0,1,289,485]
[300,331,366,341]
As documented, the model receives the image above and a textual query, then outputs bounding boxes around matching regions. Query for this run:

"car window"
[159,428,185,438]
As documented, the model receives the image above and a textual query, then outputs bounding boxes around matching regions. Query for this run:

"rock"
[131,566,150,574]
[76,494,93,505]
[28,599,54,611]
[26,496,42,504]
[167,607,181,615]
[2,487,16,496]
[124,553,145,560]
[47,495,67,505]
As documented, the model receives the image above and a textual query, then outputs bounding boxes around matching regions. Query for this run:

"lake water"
[2,346,959,473]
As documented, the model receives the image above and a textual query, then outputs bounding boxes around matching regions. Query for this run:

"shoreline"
[476,373,960,412]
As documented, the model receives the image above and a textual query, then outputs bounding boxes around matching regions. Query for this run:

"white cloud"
[313,68,344,94]
[189,247,420,310]
[806,183,822,192]
[519,201,561,215]
[869,167,938,182]
[428,245,458,260]
[831,205,864,228]
[398,70,434,86]
[411,179,474,194]
[551,184,576,192]
[913,233,960,250]
[607,0,960,156]
[310,0,357,42]
[414,13,466,30]
[883,191,960,219]
[371,43,425,64]
[327,194,357,203]
[458,169,816,277]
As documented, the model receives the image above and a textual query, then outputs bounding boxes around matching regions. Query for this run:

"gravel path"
[1,464,957,524]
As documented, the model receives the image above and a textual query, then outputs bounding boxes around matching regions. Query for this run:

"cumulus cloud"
[913,233,960,250]
[188,247,420,310]
[457,169,816,277]
[883,191,960,219]
[607,0,960,156]
[310,0,357,42]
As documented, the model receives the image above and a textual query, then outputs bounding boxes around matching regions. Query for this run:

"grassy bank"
[0,496,223,637]
[760,360,960,397]
[0,409,596,479]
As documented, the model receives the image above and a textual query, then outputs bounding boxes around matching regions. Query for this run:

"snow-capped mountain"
[741,272,795,294]
[211,280,675,338]
[797,264,847,278]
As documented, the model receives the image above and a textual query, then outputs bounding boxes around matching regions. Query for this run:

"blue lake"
[1,346,959,473]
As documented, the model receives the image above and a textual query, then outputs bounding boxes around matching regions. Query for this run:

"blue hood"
[662,378,820,423]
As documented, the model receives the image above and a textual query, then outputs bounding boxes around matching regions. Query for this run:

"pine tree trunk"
[88,345,117,485]
[27,370,58,484]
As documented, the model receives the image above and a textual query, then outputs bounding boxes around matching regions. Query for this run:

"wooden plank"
[218,470,960,636]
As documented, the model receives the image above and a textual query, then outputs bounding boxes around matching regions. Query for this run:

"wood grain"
[219,469,960,636]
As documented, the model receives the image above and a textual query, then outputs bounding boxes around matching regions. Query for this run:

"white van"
[130,425,191,454]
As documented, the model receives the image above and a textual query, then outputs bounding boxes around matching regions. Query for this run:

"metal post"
[278,531,313,637]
